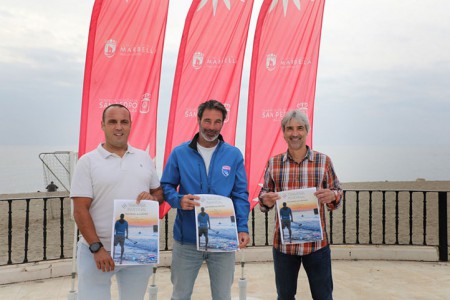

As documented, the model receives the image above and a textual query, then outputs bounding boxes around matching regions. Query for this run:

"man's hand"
[136,191,155,204]
[94,248,115,272]
[180,194,200,210]
[238,232,250,249]
[315,189,336,204]
[136,187,164,205]
[260,192,280,208]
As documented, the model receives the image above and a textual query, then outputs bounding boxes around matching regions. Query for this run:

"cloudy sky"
[1,0,449,183]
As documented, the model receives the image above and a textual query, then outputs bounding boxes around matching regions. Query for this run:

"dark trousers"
[273,245,333,300]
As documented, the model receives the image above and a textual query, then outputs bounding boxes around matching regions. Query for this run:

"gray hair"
[281,110,310,133]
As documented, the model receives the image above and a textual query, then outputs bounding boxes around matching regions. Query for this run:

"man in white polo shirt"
[71,104,163,300]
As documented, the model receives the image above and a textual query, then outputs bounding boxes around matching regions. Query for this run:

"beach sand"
[1,181,449,265]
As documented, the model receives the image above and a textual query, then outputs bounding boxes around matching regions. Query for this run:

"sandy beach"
[1,181,449,265]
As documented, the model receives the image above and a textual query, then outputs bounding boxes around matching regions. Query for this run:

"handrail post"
[251,209,256,246]
[164,214,169,251]
[438,192,448,262]
[264,211,269,246]
[7,200,13,265]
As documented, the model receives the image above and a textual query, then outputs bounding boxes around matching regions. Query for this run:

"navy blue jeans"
[273,245,333,300]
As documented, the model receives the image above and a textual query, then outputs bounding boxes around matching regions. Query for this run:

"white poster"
[111,199,159,265]
[276,188,323,244]
[195,194,239,252]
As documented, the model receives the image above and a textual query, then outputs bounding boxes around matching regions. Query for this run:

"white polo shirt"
[70,144,160,251]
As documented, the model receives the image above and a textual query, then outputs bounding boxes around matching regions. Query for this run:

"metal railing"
[328,190,448,261]
[1,189,448,266]
[0,193,71,265]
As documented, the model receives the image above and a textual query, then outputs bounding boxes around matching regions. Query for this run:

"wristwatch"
[89,242,104,253]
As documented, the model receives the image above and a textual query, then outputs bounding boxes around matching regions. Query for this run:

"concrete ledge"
[0,245,439,285]
[331,245,439,261]
[0,260,73,285]
[234,245,440,263]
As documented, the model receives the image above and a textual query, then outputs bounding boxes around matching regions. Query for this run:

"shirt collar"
[282,145,313,163]
[97,143,134,158]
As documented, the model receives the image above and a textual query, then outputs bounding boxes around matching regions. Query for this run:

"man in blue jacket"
[161,100,250,300]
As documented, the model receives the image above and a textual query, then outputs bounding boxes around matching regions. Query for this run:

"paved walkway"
[0,260,449,299]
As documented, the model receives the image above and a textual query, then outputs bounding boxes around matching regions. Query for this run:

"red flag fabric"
[159,0,255,217]
[79,0,169,159]
[246,0,326,207]
[163,0,255,163]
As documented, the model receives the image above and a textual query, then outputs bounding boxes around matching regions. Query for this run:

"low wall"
[0,245,439,285]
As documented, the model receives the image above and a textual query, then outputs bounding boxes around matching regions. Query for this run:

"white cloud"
[1,0,450,181]
[321,1,450,72]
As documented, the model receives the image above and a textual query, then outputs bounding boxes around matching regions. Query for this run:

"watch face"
[90,242,102,253]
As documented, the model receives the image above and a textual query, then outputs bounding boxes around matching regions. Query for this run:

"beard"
[200,128,220,142]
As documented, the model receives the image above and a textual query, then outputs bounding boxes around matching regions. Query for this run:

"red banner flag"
[163,0,255,163]
[245,0,326,207]
[79,0,169,158]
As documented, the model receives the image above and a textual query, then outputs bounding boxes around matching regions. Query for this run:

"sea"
[1,144,450,195]
[0,145,78,194]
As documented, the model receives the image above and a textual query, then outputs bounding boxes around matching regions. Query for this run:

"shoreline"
[341,180,450,191]
[2,180,450,199]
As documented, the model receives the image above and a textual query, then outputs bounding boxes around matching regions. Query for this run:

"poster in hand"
[195,194,239,252]
[276,188,323,244]
[111,199,159,265]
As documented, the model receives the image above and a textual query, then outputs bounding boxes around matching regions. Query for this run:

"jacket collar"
[188,133,224,151]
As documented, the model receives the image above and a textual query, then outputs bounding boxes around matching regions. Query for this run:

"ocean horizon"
[2,144,450,195]
[0,145,78,194]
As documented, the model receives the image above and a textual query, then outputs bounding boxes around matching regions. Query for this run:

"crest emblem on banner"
[224,103,231,123]
[193,52,204,70]
[296,102,308,114]
[222,165,231,177]
[104,39,117,58]
[266,53,276,71]
[140,93,151,113]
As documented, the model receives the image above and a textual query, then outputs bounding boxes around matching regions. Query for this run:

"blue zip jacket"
[161,133,249,244]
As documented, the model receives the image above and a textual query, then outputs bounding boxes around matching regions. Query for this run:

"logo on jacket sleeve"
[222,165,231,177]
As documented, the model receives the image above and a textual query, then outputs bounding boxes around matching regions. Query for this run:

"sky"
[1,0,450,184]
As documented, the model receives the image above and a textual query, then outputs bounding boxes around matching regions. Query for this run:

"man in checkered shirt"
[259,109,343,300]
